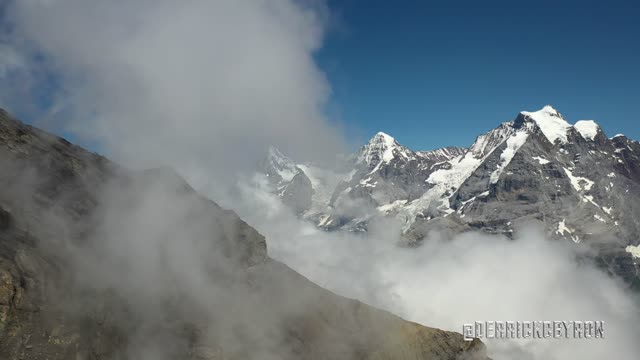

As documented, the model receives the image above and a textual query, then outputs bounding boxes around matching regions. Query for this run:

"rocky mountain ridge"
[261,105,640,286]
[0,108,487,359]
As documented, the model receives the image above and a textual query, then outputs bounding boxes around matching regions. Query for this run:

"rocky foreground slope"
[261,106,640,286]
[0,109,487,359]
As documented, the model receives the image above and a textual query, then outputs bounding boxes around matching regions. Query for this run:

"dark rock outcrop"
[282,171,314,214]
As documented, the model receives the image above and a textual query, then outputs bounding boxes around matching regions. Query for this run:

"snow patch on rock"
[563,168,594,192]
[532,156,550,165]
[626,245,640,260]
[490,131,529,183]
[557,219,580,243]
[267,146,299,182]
[378,199,408,213]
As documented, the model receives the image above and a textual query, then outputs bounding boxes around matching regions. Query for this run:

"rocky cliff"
[0,109,486,359]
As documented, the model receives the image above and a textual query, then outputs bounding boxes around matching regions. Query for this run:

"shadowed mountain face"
[0,109,487,359]
[260,106,640,287]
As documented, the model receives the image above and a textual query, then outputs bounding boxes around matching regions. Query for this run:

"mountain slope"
[0,109,487,359]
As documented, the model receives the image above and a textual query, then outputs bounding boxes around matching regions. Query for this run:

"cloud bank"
[234,181,640,360]
[0,0,345,192]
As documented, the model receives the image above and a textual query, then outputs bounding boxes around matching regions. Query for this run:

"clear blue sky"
[317,0,640,151]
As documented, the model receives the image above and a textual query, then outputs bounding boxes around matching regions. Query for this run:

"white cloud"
[3,0,345,192]
[233,180,640,360]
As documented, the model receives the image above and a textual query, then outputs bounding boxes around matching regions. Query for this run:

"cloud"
[233,180,640,360]
[0,44,23,77]
[2,0,346,192]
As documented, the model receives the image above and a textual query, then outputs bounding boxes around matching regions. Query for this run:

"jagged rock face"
[611,134,640,182]
[417,146,467,164]
[262,106,640,286]
[260,147,301,192]
[282,171,314,214]
[0,109,487,359]
[341,132,459,205]
[259,147,316,215]
[313,133,466,231]
[448,108,640,244]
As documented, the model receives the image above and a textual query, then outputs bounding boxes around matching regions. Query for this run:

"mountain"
[261,106,640,287]
[0,109,487,359]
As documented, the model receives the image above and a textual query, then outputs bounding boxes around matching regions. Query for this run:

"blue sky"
[317,0,640,150]
[1,1,638,156]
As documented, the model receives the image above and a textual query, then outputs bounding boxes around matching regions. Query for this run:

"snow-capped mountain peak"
[358,131,412,167]
[268,145,288,158]
[540,104,563,116]
[264,146,299,182]
[519,105,572,144]
[372,131,395,142]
